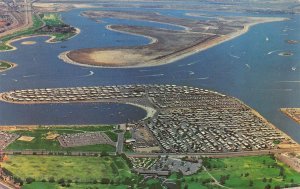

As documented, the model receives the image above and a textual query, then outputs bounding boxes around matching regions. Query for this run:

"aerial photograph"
[0,0,300,188]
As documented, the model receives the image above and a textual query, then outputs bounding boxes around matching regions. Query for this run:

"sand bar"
[60,10,287,68]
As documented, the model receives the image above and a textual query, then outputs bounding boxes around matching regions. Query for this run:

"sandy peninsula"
[59,10,287,68]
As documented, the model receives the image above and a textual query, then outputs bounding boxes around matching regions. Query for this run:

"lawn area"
[22,182,57,189]
[22,182,129,189]
[124,130,132,139]
[168,172,213,189]
[38,13,78,42]
[5,155,299,189]
[41,13,64,26]
[6,125,117,152]
[105,131,118,142]
[2,155,132,182]
[177,155,300,189]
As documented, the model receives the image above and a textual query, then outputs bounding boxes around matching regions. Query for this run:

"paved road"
[116,132,124,154]
[4,147,300,158]
[127,147,300,158]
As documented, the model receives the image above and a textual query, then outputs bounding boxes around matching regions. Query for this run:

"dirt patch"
[18,136,35,142]
[46,132,60,140]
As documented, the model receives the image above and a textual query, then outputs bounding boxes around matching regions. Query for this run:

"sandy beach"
[125,102,157,120]
[59,16,287,68]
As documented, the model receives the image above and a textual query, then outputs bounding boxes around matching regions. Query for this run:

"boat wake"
[81,71,94,77]
[267,50,282,55]
[229,53,240,59]
[196,77,209,80]
[245,64,251,69]
[187,61,200,66]
[137,74,164,77]
[139,69,151,72]
[23,74,38,78]
[278,81,300,83]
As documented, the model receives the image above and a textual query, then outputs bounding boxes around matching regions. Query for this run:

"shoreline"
[0,27,81,53]
[281,108,300,125]
[106,25,158,45]
[240,102,299,146]
[124,102,157,120]
[58,17,287,68]
[0,94,157,122]
[0,60,18,72]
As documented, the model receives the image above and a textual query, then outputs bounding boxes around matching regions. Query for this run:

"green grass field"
[2,155,132,182]
[41,13,64,26]
[176,155,300,189]
[6,125,117,152]
[39,13,78,42]
[124,131,132,139]
[4,155,300,189]
[22,182,129,189]
[105,131,118,142]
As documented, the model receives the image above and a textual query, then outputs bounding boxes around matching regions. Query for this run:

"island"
[59,10,286,68]
[278,51,294,56]
[286,39,299,44]
[0,60,16,72]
